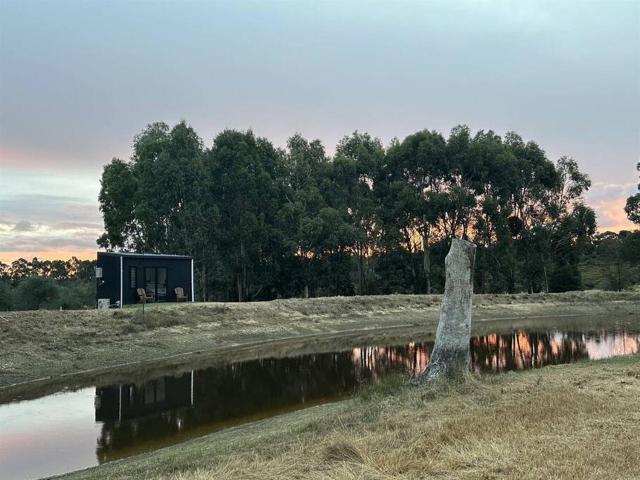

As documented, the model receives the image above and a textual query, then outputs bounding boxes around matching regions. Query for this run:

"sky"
[0,0,638,263]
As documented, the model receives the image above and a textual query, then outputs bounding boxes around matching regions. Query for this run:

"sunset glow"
[1,0,638,263]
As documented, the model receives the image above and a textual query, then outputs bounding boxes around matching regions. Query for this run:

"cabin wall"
[96,253,121,307]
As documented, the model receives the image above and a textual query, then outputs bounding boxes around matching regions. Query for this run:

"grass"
[63,354,640,480]
[1,291,639,399]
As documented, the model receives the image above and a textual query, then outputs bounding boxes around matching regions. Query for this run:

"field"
[1,291,639,402]
[61,354,640,480]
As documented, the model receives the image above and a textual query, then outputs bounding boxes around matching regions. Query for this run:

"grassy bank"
[1,291,639,396]
[61,354,640,480]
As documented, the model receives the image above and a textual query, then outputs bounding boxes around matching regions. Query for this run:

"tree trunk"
[237,240,246,302]
[423,240,431,295]
[422,238,476,381]
[421,221,431,295]
[543,264,549,293]
[201,263,208,302]
[358,245,365,295]
[236,273,243,302]
[241,240,247,302]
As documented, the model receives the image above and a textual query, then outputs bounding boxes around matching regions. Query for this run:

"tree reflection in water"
[95,329,640,462]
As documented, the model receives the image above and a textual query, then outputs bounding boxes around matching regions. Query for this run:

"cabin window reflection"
[144,382,154,404]
[156,378,165,402]
[129,266,137,289]
[142,379,166,404]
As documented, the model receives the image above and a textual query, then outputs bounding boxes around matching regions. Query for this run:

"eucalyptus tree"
[280,134,332,297]
[332,132,384,294]
[127,122,174,251]
[499,134,560,291]
[206,129,285,301]
[282,134,356,296]
[98,121,206,254]
[0,262,9,281]
[10,258,31,283]
[97,158,138,250]
[625,162,640,225]
[541,157,595,291]
[380,130,451,293]
[373,151,424,293]
[460,129,517,292]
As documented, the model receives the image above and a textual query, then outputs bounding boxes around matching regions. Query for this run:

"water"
[1,321,639,479]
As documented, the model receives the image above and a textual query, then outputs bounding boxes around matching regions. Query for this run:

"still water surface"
[1,320,639,479]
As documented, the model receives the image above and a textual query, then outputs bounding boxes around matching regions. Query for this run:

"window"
[145,268,155,296]
[129,266,137,288]
[145,267,168,301]
[156,267,167,299]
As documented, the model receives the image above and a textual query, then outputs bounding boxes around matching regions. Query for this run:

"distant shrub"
[14,277,59,310]
[1,278,95,311]
[57,281,95,309]
[549,264,582,293]
[0,281,12,310]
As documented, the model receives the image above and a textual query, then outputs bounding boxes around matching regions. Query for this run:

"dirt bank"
[59,353,640,480]
[1,291,638,398]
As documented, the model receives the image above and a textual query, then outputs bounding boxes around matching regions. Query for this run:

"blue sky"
[0,0,638,261]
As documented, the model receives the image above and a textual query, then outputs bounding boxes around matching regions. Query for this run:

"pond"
[1,315,639,479]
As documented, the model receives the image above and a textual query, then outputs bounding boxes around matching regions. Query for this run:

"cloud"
[0,233,98,251]
[50,221,103,231]
[586,181,637,231]
[12,220,37,232]
[0,221,102,262]
[0,170,103,261]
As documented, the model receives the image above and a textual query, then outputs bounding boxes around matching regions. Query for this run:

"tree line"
[95,121,640,302]
[1,136,635,312]
[2,227,637,312]
[0,257,96,310]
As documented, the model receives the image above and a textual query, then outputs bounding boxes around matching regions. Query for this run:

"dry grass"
[1,291,638,392]
[170,363,640,479]
[64,355,640,480]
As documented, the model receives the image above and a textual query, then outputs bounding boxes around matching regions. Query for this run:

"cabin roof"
[98,252,193,260]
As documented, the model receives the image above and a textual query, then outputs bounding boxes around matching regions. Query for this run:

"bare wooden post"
[423,238,476,381]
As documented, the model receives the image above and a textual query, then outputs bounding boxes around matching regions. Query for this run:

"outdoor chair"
[175,287,188,302]
[137,288,154,304]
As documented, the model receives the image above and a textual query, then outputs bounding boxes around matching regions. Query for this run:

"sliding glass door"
[145,267,168,301]
[156,267,167,300]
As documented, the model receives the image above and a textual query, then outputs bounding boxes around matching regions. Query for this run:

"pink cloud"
[586,183,637,232]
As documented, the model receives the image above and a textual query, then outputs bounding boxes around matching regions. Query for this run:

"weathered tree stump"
[422,238,476,381]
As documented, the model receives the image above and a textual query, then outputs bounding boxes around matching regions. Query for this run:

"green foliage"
[0,257,97,311]
[626,194,640,225]
[625,162,640,225]
[14,277,59,310]
[0,278,96,311]
[580,230,640,291]
[549,263,582,292]
[96,121,639,300]
[56,281,95,309]
[0,281,12,311]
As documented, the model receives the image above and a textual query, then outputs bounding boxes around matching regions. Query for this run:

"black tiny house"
[96,252,194,307]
